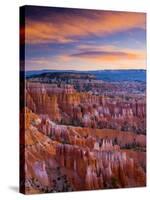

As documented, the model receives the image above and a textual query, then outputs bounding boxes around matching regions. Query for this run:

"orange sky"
[24,7,146,71]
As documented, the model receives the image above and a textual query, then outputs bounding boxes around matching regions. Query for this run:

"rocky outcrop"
[26,83,61,122]
[56,142,145,190]
[21,108,146,193]
[22,80,146,193]
[26,82,146,134]
[37,116,146,150]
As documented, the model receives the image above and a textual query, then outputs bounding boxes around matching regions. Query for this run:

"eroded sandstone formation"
[26,82,146,134]
[21,107,146,194]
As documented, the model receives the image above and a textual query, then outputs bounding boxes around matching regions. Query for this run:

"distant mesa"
[25,69,146,82]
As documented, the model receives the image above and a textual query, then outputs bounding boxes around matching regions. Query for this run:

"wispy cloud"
[70,50,142,61]
[24,7,146,70]
[25,11,146,44]
[25,48,146,71]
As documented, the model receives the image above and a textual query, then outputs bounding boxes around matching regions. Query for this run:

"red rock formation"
[22,82,146,193]
[26,82,146,134]
[26,83,61,122]
[55,142,145,190]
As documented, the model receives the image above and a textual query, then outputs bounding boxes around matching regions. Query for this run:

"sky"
[22,6,146,71]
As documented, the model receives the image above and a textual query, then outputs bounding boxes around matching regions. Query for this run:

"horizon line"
[25,68,146,72]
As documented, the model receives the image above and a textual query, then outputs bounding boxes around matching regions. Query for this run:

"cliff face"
[56,143,145,189]
[26,82,146,134]
[22,108,146,194]
[26,83,61,122]
[23,108,75,194]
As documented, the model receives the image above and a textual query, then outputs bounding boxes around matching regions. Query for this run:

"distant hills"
[25,69,146,82]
